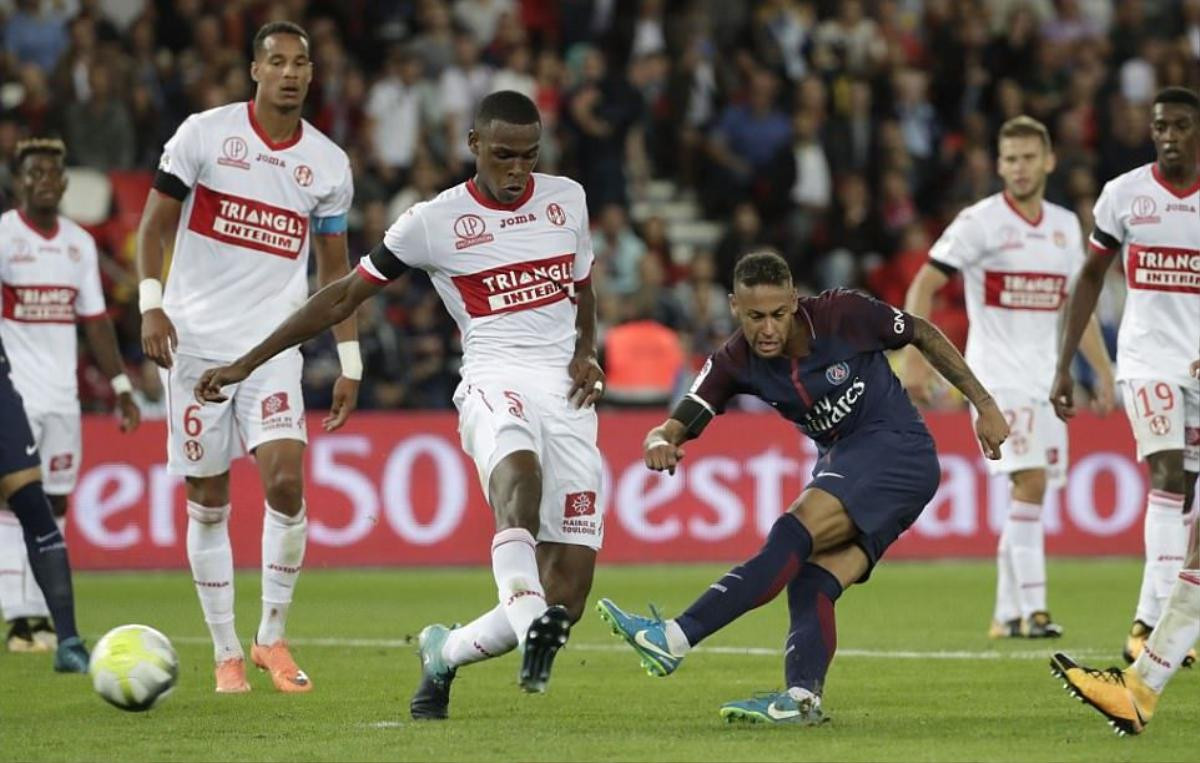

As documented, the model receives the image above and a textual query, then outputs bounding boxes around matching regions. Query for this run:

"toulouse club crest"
[825,362,850,385]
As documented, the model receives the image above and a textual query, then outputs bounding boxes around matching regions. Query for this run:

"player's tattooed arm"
[911,317,990,408]
[194,272,382,403]
[911,316,1009,459]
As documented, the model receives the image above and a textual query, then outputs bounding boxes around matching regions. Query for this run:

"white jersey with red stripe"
[0,209,106,414]
[1090,163,1200,387]
[358,173,593,384]
[929,192,1084,398]
[159,101,353,361]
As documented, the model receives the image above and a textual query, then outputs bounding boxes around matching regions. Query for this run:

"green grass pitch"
[2,559,1197,762]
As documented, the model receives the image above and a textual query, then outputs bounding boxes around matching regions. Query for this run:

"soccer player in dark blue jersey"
[597,251,1009,724]
[0,335,88,672]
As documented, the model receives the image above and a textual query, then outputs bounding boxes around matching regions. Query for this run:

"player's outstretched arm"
[194,272,382,403]
[1051,250,1113,420]
[644,418,689,475]
[911,316,1009,459]
[900,263,950,405]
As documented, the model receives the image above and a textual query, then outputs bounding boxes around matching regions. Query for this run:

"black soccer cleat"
[519,605,571,694]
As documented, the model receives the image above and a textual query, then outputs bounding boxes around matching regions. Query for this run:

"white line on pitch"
[167,636,1108,660]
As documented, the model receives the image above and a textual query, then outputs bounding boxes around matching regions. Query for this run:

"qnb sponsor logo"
[1126,245,1200,293]
[0,283,77,323]
[802,379,866,434]
[984,270,1067,310]
[187,184,308,259]
[453,253,576,317]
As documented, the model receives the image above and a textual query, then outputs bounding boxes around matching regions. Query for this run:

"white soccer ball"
[88,624,179,712]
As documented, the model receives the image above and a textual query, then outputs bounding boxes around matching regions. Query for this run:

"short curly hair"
[733,250,792,288]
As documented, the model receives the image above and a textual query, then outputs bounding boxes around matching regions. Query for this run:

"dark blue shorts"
[0,346,39,477]
[808,427,940,582]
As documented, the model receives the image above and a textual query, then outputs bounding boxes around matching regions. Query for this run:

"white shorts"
[977,389,1068,487]
[1120,379,1200,472]
[454,375,604,549]
[27,410,82,495]
[161,352,307,477]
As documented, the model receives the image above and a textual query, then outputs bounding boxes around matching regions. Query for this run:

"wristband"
[111,373,133,395]
[138,279,163,313]
[337,340,363,381]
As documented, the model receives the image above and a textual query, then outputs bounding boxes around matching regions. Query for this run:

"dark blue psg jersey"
[688,289,927,450]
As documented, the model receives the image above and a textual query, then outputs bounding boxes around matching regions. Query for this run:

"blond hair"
[13,137,67,170]
[998,116,1051,150]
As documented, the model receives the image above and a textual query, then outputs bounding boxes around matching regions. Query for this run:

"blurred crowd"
[0,0,1196,413]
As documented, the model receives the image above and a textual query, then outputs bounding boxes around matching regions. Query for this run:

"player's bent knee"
[0,466,41,501]
[264,474,304,516]
[185,474,230,507]
[488,452,543,533]
[1010,469,1047,504]
[186,501,230,524]
[1147,451,1186,494]
[788,488,856,551]
[810,545,869,590]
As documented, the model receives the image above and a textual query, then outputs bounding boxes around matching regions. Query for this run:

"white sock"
[442,604,518,668]
[1135,491,1186,627]
[257,502,307,647]
[787,686,821,704]
[0,510,49,620]
[186,501,242,662]
[491,528,546,648]
[1006,499,1047,618]
[993,526,1020,623]
[664,619,692,656]
[1134,570,1200,693]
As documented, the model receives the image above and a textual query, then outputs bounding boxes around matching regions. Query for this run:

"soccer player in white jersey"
[135,22,360,694]
[902,116,1114,639]
[1049,87,1200,736]
[0,138,140,653]
[194,91,606,715]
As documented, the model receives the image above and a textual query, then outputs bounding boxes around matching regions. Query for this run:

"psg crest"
[825,362,850,385]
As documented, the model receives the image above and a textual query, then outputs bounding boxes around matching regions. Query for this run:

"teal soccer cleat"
[52,636,89,673]
[595,598,683,677]
[719,689,829,726]
[410,624,456,720]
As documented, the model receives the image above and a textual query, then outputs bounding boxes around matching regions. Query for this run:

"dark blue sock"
[8,482,78,641]
[784,564,843,695]
[676,513,813,646]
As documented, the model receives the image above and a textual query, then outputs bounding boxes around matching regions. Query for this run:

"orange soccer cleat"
[251,641,313,693]
[215,657,251,693]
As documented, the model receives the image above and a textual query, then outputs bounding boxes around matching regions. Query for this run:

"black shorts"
[0,346,39,477]
[808,427,940,582]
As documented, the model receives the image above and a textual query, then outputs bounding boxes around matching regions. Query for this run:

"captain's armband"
[669,394,716,439]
